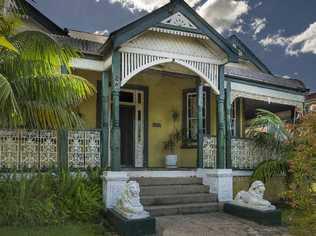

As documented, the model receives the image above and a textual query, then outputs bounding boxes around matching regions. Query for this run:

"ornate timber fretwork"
[231,90,304,112]
[120,31,222,93]
[161,12,197,29]
[149,27,208,39]
[120,51,219,92]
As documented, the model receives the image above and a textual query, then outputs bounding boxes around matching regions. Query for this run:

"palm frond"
[0,35,18,52]
[247,109,289,152]
[0,72,19,113]
[20,102,85,129]
[12,74,95,108]
[251,159,288,183]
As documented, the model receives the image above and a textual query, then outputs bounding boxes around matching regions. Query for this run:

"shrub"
[0,169,103,226]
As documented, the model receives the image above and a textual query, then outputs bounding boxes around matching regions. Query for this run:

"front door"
[120,105,135,167]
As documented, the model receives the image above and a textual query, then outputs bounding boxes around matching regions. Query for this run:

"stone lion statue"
[114,181,149,219]
[234,180,276,210]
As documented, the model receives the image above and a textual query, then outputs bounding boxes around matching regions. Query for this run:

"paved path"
[156,212,289,236]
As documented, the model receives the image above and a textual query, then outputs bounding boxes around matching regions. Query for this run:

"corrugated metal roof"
[51,34,104,56]
[225,66,307,92]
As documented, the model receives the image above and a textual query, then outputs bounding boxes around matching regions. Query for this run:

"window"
[183,88,210,145]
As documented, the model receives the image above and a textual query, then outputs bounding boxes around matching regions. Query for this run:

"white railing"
[0,129,101,170]
[0,130,57,170]
[68,130,101,169]
[203,136,279,170]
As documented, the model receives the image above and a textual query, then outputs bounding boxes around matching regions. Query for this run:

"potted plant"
[163,110,182,168]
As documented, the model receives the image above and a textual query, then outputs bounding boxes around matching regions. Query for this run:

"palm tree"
[0,0,95,129]
[247,109,291,183]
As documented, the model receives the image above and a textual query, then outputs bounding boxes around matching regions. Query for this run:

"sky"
[29,0,316,92]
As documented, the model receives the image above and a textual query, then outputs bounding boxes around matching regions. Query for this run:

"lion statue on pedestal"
[114,181,149,219]
[234,180,276,210]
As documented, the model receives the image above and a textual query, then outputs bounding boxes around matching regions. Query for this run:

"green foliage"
[247,109,289,152]
[0,170,103,226]
[249,109,291,183]
[0,2,95,129]
[285,112,316,211]
[251,159,288,183]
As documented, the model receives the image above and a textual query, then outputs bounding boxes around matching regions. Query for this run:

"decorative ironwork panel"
[84,131,101,168]
[68,131,85,168]
[231,138,279,170]
[0,130,19,169]
[68,130,101,169]
[203,136,217,168]
[20,130,39,169]
[39,130,58,169]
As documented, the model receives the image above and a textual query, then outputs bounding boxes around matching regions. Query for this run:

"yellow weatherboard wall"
[74,69,101,129]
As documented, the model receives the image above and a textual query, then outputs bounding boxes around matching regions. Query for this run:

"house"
[305,92,316,112]
[1,0,309,214]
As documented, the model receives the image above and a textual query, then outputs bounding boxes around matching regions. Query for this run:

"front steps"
[133,177,219,216]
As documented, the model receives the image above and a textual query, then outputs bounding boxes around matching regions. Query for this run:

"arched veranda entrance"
[117,61,220,168]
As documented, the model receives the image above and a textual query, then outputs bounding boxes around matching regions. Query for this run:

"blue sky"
[29,0,316,91]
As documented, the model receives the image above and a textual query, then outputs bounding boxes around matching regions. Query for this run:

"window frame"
[182,87,211,148]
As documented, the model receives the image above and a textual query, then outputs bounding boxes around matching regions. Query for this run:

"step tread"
[132,177,203,186]
[145,202,218,210]
[141,193,216,199]
[140,184,209,196]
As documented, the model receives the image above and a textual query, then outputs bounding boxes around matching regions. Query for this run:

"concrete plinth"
[102,171,129,209]
[106,209,156,236]
[223,203,282,226]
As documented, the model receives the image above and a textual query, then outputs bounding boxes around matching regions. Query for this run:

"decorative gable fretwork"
[161,12,197,29]
[149,27,208,39]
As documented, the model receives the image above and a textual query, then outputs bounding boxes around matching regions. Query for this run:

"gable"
[228,35,271,74]
[103,0,238,62]
[120,31,225,64]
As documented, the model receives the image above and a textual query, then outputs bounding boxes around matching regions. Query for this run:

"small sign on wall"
[152,123,162,128]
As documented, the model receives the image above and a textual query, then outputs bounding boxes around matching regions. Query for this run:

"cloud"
[94,29,109,35]
[254,1,263,8]
[108,0,201,13]
[108,0,250,33]
[251,17,267,39]
[260,22,316,56]
[197,0,249,33]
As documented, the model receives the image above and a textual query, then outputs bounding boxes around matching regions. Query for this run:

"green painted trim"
[217,65,226,168]
[225,81,232,169]
[235,98,241,138]
[122,84,149,168]
[102,1,238,62]
[228,35,272,75]
[101,71,109,169]
[196,81,204,168]
[225,76,307,95]
[57,129,68,171]
[111,51,121,171]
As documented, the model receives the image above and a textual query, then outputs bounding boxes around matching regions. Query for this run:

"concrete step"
[141,193,217,206]
[145,202,219,216]
[132,177,203,186]
[140,184,209,196]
